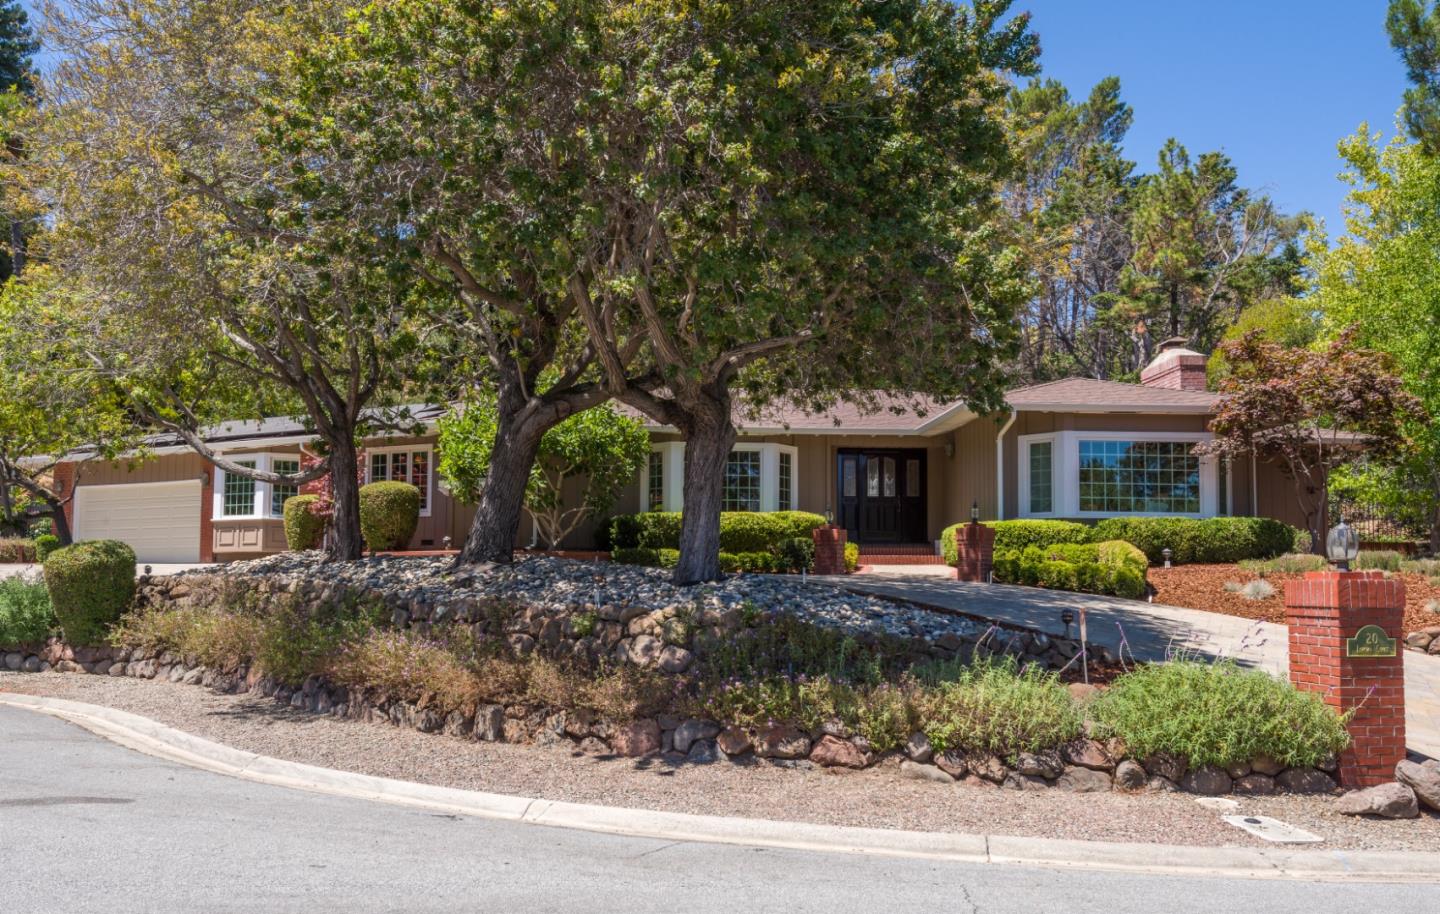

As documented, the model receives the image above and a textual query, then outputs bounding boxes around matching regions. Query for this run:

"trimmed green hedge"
[609,511,826,554]
[283,494,326,551]
[33,534,61,562]
[992,540,1148,600]
[359,482,420,552]
[611,547,680,568]
[940,520,1091,565]
[943,516,1299,567]
[43,539,136,646]
[1090,516,1295,565]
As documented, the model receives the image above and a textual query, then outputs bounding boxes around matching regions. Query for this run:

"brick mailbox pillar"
[953,521,995,583]
[1283,570,1406,788]
[812,525,848,575]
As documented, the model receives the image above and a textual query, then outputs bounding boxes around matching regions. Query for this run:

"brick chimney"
[1140,336,1208,391]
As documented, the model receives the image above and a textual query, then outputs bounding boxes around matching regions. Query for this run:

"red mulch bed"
[1148,565,1440,636]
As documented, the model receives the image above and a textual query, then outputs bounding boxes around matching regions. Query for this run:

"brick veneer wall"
[1284,570,1406,788]
[53,462,76,534]
[953,522,995,583]
[812,525,847,575]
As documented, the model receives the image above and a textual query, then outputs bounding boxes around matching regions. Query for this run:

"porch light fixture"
[824,506,834,526]
[970,500,980,524]
[1326,517,1360,571]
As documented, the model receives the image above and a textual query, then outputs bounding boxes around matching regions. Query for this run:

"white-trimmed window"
[214,454,304,520]
[1018,430,1217,519]
[367,445,433,516]
[642,441,799,513]
[1022,437,1055,516]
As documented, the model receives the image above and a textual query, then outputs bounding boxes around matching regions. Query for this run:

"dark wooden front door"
[836,449,927,544]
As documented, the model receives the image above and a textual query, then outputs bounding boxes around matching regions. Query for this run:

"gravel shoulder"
[5,672,1439,853]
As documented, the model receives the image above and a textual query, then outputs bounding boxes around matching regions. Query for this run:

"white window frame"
[365,444,435,517]
[640,441,800,513]
[1017,434,1058,518]
[212,453,304,521]
[1017,430,1218,519]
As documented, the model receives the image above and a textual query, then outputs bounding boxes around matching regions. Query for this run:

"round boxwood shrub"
[359,482,420,552]
[282,494,326,550]
[33,534,61,562]
[42,539,136,646]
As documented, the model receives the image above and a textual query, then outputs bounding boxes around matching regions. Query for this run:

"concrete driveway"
[0,562,215,581]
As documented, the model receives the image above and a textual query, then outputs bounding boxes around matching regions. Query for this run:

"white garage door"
[74,481,202,564]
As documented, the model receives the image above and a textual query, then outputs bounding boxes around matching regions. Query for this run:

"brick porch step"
[856,544,937,556]
[857,554,949,566]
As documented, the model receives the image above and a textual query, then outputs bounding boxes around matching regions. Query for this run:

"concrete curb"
[3,693,1437,883]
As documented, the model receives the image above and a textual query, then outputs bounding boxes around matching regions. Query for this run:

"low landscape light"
[1162,547,1172,569]
[1326,517,1360,571]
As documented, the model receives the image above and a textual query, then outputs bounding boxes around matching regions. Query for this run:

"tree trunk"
[671,389,736,586]
[456,417,546,565]
[325,437,364,561]
[48,496,74,546]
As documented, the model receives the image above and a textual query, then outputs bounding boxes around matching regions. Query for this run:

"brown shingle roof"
[1004,378,1219,413]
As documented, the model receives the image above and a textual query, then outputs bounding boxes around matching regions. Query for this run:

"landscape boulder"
[1395,759,1440,812]
[1335,783,1420,819]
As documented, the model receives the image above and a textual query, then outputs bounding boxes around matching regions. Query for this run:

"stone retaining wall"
[2,638,1339,797]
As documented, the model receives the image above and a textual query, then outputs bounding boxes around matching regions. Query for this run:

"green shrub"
[29,517,54,537]
[0,537,35,563]
[916,657,1084,757]
[611,511,826,554]
[1090,661,1350,768]
[1091,516,1296,565]
[992,539,1147,599]
[1355,550,1403,572]
[33,534,61,562]
[608,514,645,549]
[941,519,1090,565]
[358,481,420,552]
[610,547,679,568]
[774,536,815,573]
[43,540,136,646]
[1240,553,1328,575]
[282,495,326,550]
[0,578,56,646]
[843,541,859,573]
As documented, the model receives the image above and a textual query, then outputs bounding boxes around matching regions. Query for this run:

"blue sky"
[20,1,1409,235]
[1007,1,1410,237]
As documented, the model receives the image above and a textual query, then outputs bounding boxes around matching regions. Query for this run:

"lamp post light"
[1162,547,1172,569]
[970,500,980,524]
[1326,517,1360,572]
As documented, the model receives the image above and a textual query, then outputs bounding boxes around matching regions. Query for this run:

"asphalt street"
[1,705,1436,913]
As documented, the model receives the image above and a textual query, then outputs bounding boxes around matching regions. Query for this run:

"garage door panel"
[74,482,201,564]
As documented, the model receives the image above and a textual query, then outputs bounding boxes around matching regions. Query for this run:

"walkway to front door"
[836,449,927,544]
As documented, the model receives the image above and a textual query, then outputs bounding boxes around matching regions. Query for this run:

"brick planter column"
[1284,570,1406,788]
[953,521,995,583]
[812,525,848,575]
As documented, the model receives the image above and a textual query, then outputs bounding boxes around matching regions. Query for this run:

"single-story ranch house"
[53,340,1308,564]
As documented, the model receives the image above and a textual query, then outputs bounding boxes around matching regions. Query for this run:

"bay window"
[1018,431,1217,518]
[213,454,304,520]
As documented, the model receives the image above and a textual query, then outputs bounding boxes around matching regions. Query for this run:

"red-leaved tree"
[1199,328,1423,552]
